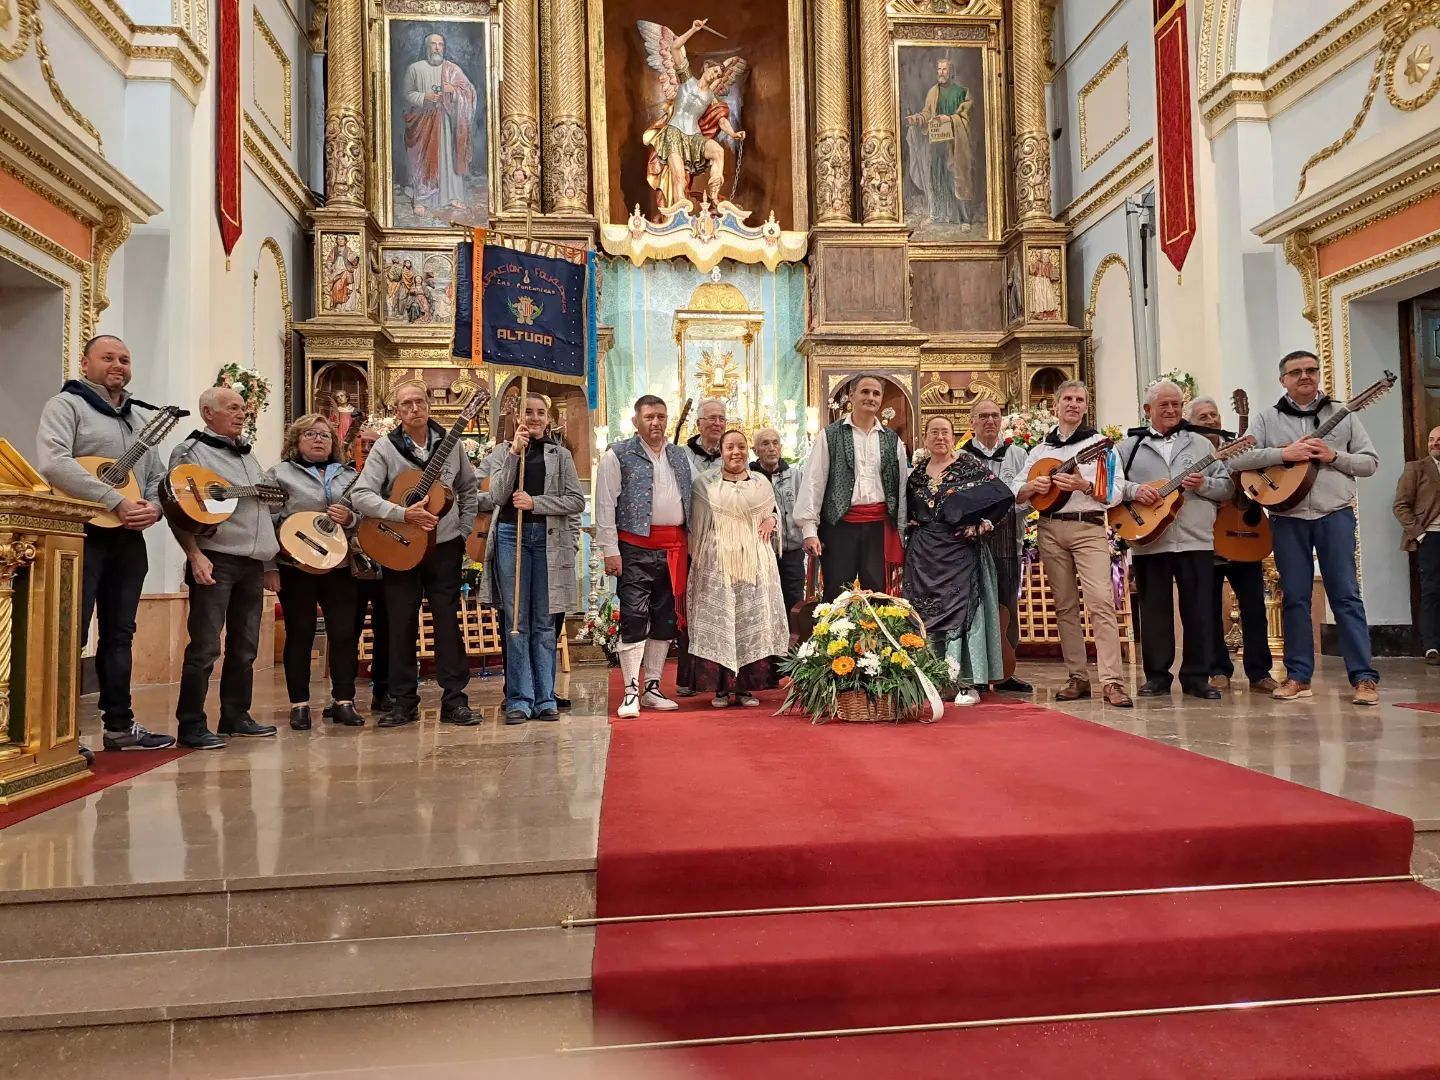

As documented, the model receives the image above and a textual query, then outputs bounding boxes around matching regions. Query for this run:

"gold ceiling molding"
[91,205,129,317]
[251,8,293,148]
[1078,44,1130,171]
[46,0,207,98]
[242,111,314,222]
[1058,139,1153,230]
[0,152,89,224]
[886,0,1001,17]
[255,237,294,416]
[1,0,104,153]
[1388,23,1440,109]
[1283,231,1320,326]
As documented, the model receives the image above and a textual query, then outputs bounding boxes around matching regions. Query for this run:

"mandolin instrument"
[278,511,351,573]
[72,404,189,527]
[1213,390,1273,562]
[1238,371,1397,512]
[1026,437,1115,515]
[1108,435,1254,545]
[160,464,286,535]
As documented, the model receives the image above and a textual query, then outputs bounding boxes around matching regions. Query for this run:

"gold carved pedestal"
[0,441,95,805]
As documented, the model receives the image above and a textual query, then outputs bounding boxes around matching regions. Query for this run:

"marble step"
[0,927,594,1080]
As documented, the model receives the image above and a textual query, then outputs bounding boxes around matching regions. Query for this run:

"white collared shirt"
[793,417,909,540]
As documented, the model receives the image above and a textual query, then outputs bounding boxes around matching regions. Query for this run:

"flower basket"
[778,589,950,725]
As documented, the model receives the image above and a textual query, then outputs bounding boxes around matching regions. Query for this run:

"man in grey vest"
[170,387,281,749]
[794,374,909,602]
[36,334,176,751]
[963,399,1032,694]
[595,395,692,718]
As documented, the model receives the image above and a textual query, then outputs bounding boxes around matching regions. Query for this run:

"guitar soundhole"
[98,465,120,485]
[1243,506,1263,527]
[205,485,226,501]
[315,517,337,535]
[402,490,423,507]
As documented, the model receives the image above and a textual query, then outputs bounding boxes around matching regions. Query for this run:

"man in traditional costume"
[904,57,976,227]
[401,33,478,216]
[794,375,909,602]
[595,395,692,718]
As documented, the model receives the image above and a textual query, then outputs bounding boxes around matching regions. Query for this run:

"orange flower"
[899,633,925,649]
[831,656,856,676]
[860,619,878,630]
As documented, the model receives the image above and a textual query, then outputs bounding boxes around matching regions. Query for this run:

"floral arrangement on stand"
[778,591,951,724]
[577,591,620,664]
[999,406,1058,450]
[462,435,495,469]
[215,363,272,440]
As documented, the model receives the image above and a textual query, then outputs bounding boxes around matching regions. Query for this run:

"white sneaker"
[954,687,981,707]
[617,679,641,719]
[641,679,680,711]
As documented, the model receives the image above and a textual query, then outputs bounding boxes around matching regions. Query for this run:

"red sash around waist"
[618,526,689,631]
[841,503,904,570]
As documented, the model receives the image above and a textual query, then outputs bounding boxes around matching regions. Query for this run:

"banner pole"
[511,372,528,636]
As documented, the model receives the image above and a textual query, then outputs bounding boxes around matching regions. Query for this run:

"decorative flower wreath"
[215,363,272,440]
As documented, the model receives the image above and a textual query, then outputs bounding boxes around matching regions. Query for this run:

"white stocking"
[618,641,644,696]
[642,639,671,684]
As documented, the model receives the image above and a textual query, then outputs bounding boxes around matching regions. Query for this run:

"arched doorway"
[827,373,916,450]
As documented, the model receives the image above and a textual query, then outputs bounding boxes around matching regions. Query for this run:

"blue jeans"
[1270,508,1378,686]
[494,521,557,716]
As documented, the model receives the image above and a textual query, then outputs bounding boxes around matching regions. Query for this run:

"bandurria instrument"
[1237,371,1397,512]
[1025,437,1115,515]
[357,390,486,572]
[73,404,189,527]
[278,511,351,572]
[1214,390,1273,562]
[1108,435,1255,545]
[160,464,286,534]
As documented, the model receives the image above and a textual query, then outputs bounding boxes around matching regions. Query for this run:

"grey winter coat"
[479,442,586,615]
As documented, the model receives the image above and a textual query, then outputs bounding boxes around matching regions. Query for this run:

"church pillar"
[856,0,898,225]
[323,0,365,207]
[812,0,853,224]
[499,0,542,214]
[541,0,590,215]
[1012,0,1053,223]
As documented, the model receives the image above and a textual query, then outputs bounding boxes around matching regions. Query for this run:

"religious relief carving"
[324,111,366,207]
[813,132,853,223]
[1013,130,1052,221]
[886,0,1001,15]
[379,248,455,326]
[319,233,363,315]
[1026,247,1062,321]
[859,132,899,222]
[499,116,541,210]
[543,118,589,212]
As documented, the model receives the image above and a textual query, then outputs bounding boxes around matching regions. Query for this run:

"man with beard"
[402,33,478,217]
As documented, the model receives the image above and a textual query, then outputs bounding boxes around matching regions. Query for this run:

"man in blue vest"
[794,374,909,602]
[595,395,693,718]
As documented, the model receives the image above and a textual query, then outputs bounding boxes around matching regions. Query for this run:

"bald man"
[1395,425,1440,664]
[751,428,805,611]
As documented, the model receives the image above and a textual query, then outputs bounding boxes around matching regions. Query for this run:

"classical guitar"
[1214,390,1273,561]
[357,389,486,571]
[1238,371,1397,511]
[160,464,286,534]
[1025,437,1115,515]
[278,511,351,573]
[465,475,493,565]
[73,404,189,527]
[1108,435,1255,545]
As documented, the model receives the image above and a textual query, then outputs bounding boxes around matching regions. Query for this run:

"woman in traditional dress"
[687,429,790,708]
[903,415,1014,705]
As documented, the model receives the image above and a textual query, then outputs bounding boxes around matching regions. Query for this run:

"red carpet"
[0,748,190,830]
[1396,702,1440,713]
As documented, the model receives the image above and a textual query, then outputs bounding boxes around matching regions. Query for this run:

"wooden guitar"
[160,464,286,534]
[1026,437,1115,514]
[357,390,486,571]
[1108,435,1255,544]
[73,404,188,527]
[465,476,493,565]
[278,511,351,573]
[1238,371,1397,511]
[672,398,694,444]
[1214,390,1273,561]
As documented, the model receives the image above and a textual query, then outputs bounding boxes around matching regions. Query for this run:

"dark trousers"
[277,564,360,704]
[175,552,264,737]
[1211,558,1273,682]
[1271,508,1377,686]
[993,555,1021,651]
[1419,536,1440,654]
[354,578,390,698]
[384,536,468,712]
[80,526,147,732]
[777,548,806,612]
[1133,550,1214,691]
[616,541,676,644]
[819,519,886,602]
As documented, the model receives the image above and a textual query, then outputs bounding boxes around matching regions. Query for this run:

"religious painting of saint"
[384,16,493,229]
[1027,247,1062,321]
[897,44,992,243]
[380,249,456,327]
[320,233,362,314]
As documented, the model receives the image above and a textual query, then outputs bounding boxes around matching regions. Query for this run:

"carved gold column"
[500,0,542,213]
[0,536,38,762]
[323,0,365,207]
[812,0,853,224]
[856,0,898,224]
[1012,0,1053,223]
[541,0,589,214]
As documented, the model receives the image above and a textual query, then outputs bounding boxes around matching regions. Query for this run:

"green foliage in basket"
[778,591,953,723]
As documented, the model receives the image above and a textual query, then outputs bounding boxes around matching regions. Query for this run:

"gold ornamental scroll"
[857,0,899,224]
[1012,0,1053,223]
[323,0,366,207]
[812,0,854,224]
[500,0,542,213]
[541,0,589,213]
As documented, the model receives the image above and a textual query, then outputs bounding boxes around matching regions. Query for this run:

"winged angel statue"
[638,18,750,219]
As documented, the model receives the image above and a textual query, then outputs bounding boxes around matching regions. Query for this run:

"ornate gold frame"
[251,7,293,149]
[1078,44,1129,171]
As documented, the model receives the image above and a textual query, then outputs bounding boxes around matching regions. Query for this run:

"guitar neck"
[108,412,179,482]
[412,418,467,498]
[1157,453,1218,498]
[1313,405,1350,441]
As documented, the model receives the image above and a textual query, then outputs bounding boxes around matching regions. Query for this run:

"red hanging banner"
[1153,0,1196,273]
[216,0,242,258]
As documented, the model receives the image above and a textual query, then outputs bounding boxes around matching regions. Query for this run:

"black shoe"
[992,677,1033,694]
[1185,685,1223,700]
[219,717,278,738]
[178,729,226,750]
[674,686,696,698]
[504,710,528,725]
[378,708,419,728]
[440,705,480,726]
[1137,680,1171,697]
[534,709,561,721]
[289,706,312,731]
[555,697,572,711]
[372,693,395,714]
[102,723,178,751]
[330,702,364,727]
